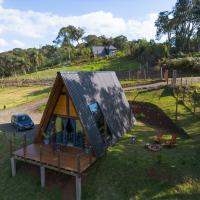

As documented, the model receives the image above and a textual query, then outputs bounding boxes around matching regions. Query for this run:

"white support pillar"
[40,166,45,187]
[76,175,81,200]
[10,157,16,177]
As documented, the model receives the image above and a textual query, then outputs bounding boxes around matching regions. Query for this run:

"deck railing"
[9,133,94,175]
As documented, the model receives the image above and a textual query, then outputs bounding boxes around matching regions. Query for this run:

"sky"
[0,0,177,52]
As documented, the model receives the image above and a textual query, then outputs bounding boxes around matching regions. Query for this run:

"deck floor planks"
[13,144,96,173]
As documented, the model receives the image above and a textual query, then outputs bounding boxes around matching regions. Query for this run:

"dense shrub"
[164,57,200,72]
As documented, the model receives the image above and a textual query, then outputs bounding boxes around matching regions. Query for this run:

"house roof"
[91,46,117,55]
[91,46,105,55]
[60,71,135,156]
[107,45,117,50]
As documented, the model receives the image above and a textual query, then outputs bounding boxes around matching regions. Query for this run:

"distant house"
[92,45,117,57]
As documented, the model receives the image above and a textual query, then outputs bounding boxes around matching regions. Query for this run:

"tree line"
[0,26,168,77]
[0,0,199,78]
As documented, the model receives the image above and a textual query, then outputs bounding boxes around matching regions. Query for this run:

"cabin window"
[89,102,111,144]
[44,116,84,148]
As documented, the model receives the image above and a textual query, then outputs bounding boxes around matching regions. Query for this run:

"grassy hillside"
[126,87,200,137]
[1,122,200,200]
[0,86,50,110]
[6,57,139,81]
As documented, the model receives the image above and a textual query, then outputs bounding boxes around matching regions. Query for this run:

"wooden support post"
[11,157,16,177]
[40,166,45,187]
[75,175,81,200]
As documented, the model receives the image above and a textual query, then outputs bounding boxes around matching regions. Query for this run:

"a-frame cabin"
[35,71,135,156]
[11,71,135,200]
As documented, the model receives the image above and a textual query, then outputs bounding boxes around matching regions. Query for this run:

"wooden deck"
[13,144,96,175]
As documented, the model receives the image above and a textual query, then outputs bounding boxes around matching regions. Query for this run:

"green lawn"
[120,79,160,87]
[0,86,50,110]
[83,122,200,200]
[126,87,200,137]
[5,57,139,81]
[0,133,61,200]
[1,122,200,200]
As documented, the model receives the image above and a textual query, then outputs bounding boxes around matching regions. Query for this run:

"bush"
[164,57,200,72]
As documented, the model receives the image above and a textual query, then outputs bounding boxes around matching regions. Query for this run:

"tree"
[155,11,174,46]
[83,35,102,47]
[113,35,128,51]
[99,35,113,46]
[54,27,72,61]
[155,0,200,52]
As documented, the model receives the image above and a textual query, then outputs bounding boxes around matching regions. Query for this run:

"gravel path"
[124,77,200,91]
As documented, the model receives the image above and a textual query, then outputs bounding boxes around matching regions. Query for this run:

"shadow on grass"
[27,87,51,97]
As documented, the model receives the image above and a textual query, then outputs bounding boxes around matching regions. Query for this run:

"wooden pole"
[160,66,163,80]
[40,166,45,187]
[175,98,178,122]
[193,92,196,113]
[144,69,146,80]
[11,157,16,177]
[181,76,183,87]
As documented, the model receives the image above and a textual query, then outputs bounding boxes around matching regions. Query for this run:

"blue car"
[11,114,34,131]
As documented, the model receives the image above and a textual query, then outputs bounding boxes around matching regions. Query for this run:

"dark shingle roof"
[60,71,135,156]
[91,46,117,55]
[91,46,105,55]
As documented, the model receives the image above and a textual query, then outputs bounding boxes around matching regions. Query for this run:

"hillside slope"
[6,57,139,81]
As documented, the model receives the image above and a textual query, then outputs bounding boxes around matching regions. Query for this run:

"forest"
[0,0,199,77]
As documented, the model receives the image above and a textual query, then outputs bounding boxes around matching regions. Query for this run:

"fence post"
[160,66,163,80]
[181,76,183,87]
[172,70,177,88]
[193,91,196,113]
[144,69,146,80]
[175,98,178,122]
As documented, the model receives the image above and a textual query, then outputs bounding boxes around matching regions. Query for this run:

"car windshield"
[17,115,31,122]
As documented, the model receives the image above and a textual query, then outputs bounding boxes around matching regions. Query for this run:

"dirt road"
[124,77,200,91]
[0,98,47,140]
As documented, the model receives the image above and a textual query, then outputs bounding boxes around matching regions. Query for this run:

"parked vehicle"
[11,114,34,131]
